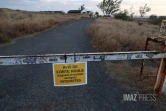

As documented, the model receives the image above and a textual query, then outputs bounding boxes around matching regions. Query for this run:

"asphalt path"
[0,18,162,111]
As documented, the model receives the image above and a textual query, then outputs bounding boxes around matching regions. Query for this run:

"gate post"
[154,59,165,92]
[140,38,149,75]
[154,46,166,94]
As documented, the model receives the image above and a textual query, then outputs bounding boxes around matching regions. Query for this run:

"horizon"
[1,8,166,18]
[0,0,166,16]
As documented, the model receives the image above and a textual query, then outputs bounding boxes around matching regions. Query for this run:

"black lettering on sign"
[60,79,81,83]
[75,73,83,76]
[71,69,84,73]
[72,65,78,68]
[56,70,70,74]
[64,77,76,79]
[63,65,71,69]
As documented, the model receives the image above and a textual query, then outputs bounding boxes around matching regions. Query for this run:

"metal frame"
[139,37,166,94]
[140,37,166,75]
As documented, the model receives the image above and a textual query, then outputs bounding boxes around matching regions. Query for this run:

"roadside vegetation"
[0,8,88,44]
[105,61,166,109]
[89,0,166,107]
[149,15,166,25]
[88,17,166,108]
[88,18,160,52]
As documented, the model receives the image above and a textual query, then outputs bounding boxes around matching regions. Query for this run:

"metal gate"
[0,50,166,94]
[1,37,166,94]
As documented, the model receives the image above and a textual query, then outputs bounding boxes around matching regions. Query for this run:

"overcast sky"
[0,0,166,16]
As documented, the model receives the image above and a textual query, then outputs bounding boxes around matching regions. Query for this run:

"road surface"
[0,19,162,111]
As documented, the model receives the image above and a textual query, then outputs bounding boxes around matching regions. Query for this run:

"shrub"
[149,15,166,25]
[114,11,133,21]
[158,16,166,25]
[149,14,157,19]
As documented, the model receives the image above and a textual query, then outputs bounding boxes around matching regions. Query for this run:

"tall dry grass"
[0,8,88,43]
[88,18,161,51]
[106,61,166,110]
[106,61,157,92]
[88,18,166,104]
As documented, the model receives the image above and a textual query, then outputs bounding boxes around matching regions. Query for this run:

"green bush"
[158,16,166,22]
[149,15,166,25]
[114,12,133,21]
[149,14,157,19]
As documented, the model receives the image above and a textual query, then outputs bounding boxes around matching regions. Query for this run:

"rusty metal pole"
[158,44,166,94]
[154,59,165,92]
[140,38,149,75]
[158,59,166,94]
[154,45,166,94]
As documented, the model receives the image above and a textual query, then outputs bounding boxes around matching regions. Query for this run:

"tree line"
[97,0,151,18]
[97,0,166,25]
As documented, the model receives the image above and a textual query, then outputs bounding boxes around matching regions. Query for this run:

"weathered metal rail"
[1,50,166,95]
[0,51,166,65]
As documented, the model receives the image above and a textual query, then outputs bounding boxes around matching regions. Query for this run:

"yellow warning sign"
[53,62,87,86]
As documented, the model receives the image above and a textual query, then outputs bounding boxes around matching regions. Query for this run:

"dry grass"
[0,8,89,44]
[88,18,166,108]
[106,61,157,92]
[88,18,161,51]
[106,61,166,110]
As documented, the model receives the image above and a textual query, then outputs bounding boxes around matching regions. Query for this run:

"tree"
[97,0,123,15]
[149,14,158,25]
[148,15,166,25]
[79,4,85,11]
[149,14,157,19]
[130,5,135,18]
[139,4,151,18]
[114,9,130,21]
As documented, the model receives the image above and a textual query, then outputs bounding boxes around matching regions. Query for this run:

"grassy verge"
[105,61,166,109]
[0,8,89,44]
[88,18,166,109]
[88,18,161,51]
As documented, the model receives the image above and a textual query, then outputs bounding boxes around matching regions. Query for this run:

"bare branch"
[139,4,151,18]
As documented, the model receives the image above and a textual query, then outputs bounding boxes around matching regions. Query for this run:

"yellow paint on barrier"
[53,62,87,86]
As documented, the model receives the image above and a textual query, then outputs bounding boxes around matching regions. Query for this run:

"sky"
[0,0,166,16]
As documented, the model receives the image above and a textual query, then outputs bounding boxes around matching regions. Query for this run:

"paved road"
[0,19,161,111]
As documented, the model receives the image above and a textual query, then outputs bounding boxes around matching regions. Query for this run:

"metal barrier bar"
[0,51,166,65]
